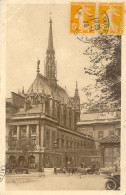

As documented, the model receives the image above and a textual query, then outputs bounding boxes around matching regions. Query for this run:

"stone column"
[71,109,75,130]
[36,124,39,147]
[49,97,53,117]
[49,130,51,149]
[101,145,105,168]
[43,102,45,113]
[41,96,45,113]
[54,100,58,120]
[58,137,62,150]
[60,103,64,126]
[40,125,44,148]
[26,125,30,138]
[17,126,20,141]
[66,106,70,128]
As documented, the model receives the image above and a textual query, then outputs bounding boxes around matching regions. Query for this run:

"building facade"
[77,112,121,168]
[6,18,96,170]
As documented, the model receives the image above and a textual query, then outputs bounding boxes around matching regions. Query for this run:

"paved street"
[6,173,106,190]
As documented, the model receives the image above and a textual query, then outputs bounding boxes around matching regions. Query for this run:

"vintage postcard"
[0,0,126,194]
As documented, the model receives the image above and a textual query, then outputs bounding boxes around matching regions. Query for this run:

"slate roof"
[100,135,120,144]
[27,73,70,104]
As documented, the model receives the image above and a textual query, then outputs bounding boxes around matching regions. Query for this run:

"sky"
[6,4,95,103]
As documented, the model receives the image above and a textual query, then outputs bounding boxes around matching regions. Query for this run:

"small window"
[98,131,103,138]
[22,129,26,134]
[31,126,36,135]
[89,132,93,137]
[32,139,36,146]
[12,139,17,148]
[116,128,120,136]
[109,131,114,136]
[21,126,27,134]
[13,129,17,135]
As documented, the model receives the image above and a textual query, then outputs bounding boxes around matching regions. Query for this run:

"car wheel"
[105,179,117,190]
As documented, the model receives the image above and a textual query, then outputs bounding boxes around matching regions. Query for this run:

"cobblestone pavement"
[6,173,106,190]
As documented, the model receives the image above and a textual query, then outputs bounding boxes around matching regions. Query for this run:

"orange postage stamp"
[70,2,124,35]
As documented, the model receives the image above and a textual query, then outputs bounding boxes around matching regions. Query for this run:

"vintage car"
[14,167,29,174]
[6,165,29,174]
[86,164,100,174]
[105,172,120,190]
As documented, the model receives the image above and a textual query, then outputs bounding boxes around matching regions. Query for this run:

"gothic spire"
[48,18,54,51]
[45,16,57,86]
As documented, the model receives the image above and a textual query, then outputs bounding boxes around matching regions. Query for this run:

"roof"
[27,73,70,104]
[77,119,120,125]
[100,135,120,144]
[81,112,120,121]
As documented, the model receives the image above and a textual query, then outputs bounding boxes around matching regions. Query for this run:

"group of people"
[63,166,78,175]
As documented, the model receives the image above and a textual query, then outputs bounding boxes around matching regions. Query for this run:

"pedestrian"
[72,167,75,174]
[75,166,78,174]
[63,167,66,174]
[68,166,71,175]
[54,167,57,175]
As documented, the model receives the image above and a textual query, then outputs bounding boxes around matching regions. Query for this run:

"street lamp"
[68,143,71,164]
[54,139,57,174]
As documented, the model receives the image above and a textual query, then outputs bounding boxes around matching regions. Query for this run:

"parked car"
[86,164,100,174]
[14,167,29,174]
[6,166,29,174]
[105,172,120,190]
[77,167,87,175]
[99,167,113,175]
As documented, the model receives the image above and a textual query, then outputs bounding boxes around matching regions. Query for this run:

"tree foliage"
[83,35,121,112]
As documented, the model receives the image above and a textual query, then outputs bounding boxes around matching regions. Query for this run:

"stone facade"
[6,18,96,170]
[77,112,121,168]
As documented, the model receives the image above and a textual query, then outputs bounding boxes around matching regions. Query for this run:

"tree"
[83,35,121,112]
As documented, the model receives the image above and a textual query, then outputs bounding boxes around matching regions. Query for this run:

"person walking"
[54,167,57,175]
[68,166,71,175]
[72,167,75,174]
[63,167,66,174]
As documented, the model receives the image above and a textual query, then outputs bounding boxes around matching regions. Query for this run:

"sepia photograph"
[4,1,123,191]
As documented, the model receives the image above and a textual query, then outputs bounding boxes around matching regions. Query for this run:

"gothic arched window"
[57,104,60,124]
[64,108,66,127]
[45,131,50,148]
[69,110,72,129]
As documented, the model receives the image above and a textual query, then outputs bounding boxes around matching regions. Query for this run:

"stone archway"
[18,156,27,168]
[9,155,16,168]
[28,155,35,169]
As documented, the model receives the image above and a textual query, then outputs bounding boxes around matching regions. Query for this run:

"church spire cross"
[49,10,52,20]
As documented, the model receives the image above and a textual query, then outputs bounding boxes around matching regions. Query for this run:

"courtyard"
[6,172,106,190]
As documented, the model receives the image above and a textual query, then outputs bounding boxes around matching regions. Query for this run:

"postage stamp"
[70,2,124,35]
